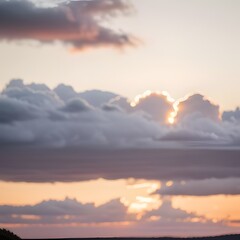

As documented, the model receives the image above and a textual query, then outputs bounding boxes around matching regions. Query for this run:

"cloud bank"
[1,147,240,182]
[0,79,240,183]
[0,0,136,50]
[2,197,237,238]
[0,197,213,229]
[158,178,240,196]
[0,79,240,149]
[0,198,131,224]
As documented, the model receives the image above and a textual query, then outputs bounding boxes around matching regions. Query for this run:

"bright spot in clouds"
[130,90,177,124]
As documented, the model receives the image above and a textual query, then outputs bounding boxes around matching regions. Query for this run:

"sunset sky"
[0,0,240,239]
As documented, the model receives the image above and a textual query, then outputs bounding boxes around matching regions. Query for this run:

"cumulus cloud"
[101,103,123,112]
[79,89,118,108]
[0,197,202,226]
[0,0,136,50]
[0,96,40,123]
[61,98,93,112]
[158,117,227,147]
[144,199,197,221]
[1,79,238,190]
[223,107,240,122]
[54,83,119,108]
[132,92,174,124]
[158,178,240,196]
[0,198,132,224]
[109,96,133,112]
[3,79,62,109]
[2,197,236,239]
[1,79,240,150]
[54,83,78,102]
[0,80,166,148]
[0,196,219,230]
[176,94,220,122]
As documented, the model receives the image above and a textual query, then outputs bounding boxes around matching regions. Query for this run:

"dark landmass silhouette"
[1,229,240,240]
[0,228,21,240]
[25,235,240,240]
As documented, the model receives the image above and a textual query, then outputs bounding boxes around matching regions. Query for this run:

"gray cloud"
[133,93,174,124]
[2,197,237,239]
[0,96,40,123]
[1,148,240,182]
[54,83,78,102]
[79,89,118,108]
[0,197,200,226]
[101,103,123,112]
[109,96,133,113]
[0,80,240,183]
[1,79,240,149]
[144,199,197,221]
[3,79,62,109]
[176,94,220,122]
[223,107,240,123]
[0,198,131,224]
[61,98,93,112]
[0,0,136,50]
[0,80,165,148]
[158,178,240,196]
[54,83,119,108]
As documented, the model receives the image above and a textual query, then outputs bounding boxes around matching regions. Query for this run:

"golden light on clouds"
[168,94,191,124]
[172,195,240,222]
[130,90,178,124]
[166,180,174,187]
[0,179,161,215]
[130,90,175,108]
[0,179,130,206]
[130,90,153,107]
[123,180,161,214]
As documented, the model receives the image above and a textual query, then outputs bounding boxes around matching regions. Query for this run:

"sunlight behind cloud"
[130,90,177,124]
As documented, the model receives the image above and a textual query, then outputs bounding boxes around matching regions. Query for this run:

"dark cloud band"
[0,0,136,49]
[1,148,240,182]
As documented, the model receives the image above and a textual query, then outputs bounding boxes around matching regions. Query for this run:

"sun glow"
[169,93,192,124]
[123,180,161,215]
[130,90,181,125]
[130,90,153,107]
[172,195,240,222]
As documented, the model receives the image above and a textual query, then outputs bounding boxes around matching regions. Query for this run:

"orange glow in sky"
[172,195,240,222]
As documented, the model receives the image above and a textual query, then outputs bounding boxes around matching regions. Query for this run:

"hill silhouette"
[1,229,239,240]
[0,228,21,240]
[25,235,240,240]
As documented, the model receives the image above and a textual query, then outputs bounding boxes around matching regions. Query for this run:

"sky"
[0,0,240,238]
[1,0,240,110]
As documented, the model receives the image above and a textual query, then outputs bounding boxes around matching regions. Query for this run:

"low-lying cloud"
[158,178,240,196]
[0,197,204,226]
[2,197,236,239]
[0,198,131,224]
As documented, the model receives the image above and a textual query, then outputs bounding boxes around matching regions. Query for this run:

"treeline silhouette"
[0,228,21,240]
[26,235,240,240]
[0,229,239,240]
